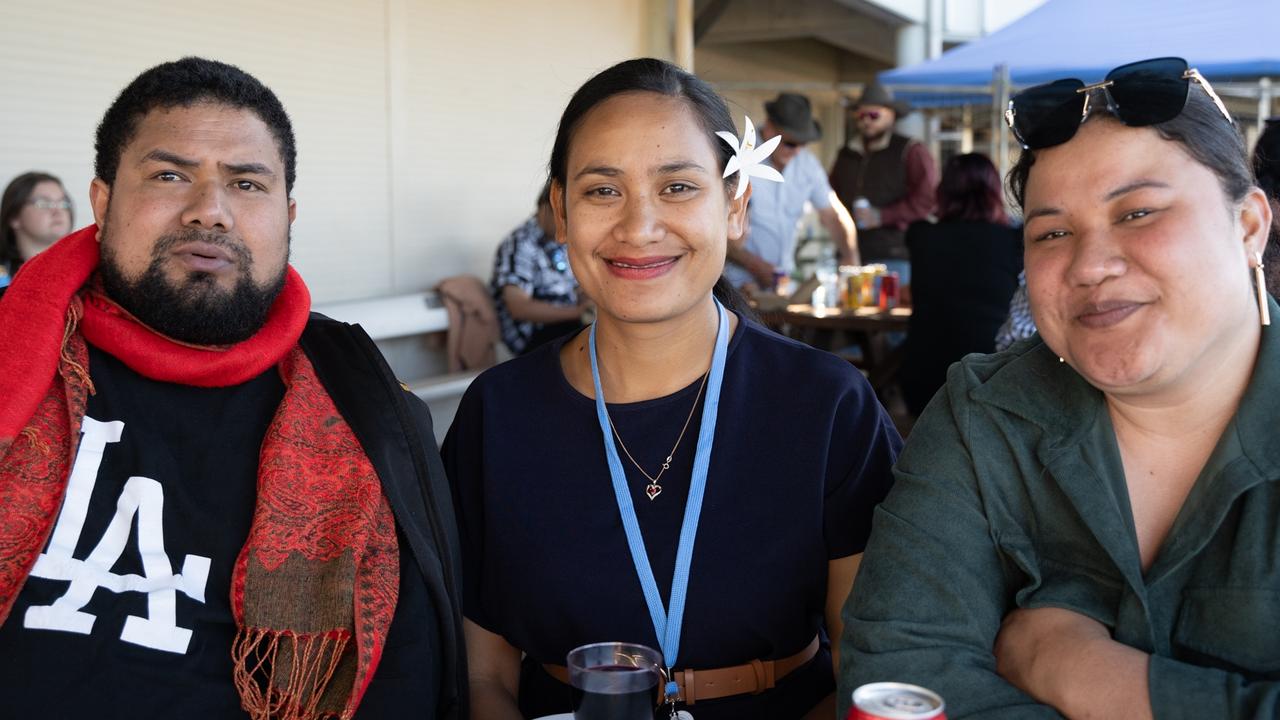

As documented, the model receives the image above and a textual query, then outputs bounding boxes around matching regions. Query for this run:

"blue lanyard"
[588,299,729,674]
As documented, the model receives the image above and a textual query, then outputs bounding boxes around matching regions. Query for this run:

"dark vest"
[300,315,468,720]
[830,133,914,261]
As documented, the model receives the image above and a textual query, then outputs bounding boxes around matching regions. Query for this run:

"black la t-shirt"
[0,345,281,715]
[0,344,440,718]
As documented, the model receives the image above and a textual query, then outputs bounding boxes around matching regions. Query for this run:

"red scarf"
[0,226,399,719]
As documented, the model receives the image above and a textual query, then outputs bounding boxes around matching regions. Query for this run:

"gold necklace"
[604,371,709,501]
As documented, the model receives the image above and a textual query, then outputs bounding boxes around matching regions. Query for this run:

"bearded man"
[0,57,465,719]
[829,81,938,283]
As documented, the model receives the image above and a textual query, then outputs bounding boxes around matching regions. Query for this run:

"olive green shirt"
[841,299,1280,719]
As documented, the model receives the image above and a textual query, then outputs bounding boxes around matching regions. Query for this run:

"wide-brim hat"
[764,93,822,143]
[852,80,911,116]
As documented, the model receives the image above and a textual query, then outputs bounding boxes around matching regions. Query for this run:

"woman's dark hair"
[1008,88,1253,212]
[937,153,1007,224]
[1,171,71,267]
[1253,118,1280,199]
[1252,118,1280,293]
[547,57,753,318]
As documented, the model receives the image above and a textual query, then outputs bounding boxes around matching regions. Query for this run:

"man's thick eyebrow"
[137,151,275,178]
[1103,179,1170,201]
[139,149,198,168]
[223,161,275,177]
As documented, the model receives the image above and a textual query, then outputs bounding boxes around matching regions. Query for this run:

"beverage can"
[847,683,946,720]
[879,272,899,310]
[846,272,862,309]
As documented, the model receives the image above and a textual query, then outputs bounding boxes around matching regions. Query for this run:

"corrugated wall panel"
[2,0,651,302]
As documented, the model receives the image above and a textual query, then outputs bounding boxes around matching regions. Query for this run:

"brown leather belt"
[543,634,819,706]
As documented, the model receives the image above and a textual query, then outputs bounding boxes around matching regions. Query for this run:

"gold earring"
[1254,251,1270,326]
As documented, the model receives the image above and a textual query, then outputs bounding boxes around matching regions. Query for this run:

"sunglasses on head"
[1004,57,1233,150]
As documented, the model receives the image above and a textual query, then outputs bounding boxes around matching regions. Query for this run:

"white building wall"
[0,0,651,303]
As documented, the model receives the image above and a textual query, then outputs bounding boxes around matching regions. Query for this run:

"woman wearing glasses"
[840,57,1276,719]
[445,58,900,719]
[0,172,73,292]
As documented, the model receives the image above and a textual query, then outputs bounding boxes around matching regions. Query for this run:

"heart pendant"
[645,483,662,501]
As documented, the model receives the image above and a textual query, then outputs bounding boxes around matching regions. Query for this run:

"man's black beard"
[98,226,288,346]
[861,127,890,145]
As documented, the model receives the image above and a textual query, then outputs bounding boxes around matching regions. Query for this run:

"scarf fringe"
[59,299,94,397]
[232,627,352,720]
[17,427,49,457]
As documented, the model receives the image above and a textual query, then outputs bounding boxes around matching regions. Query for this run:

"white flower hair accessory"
[716,116,785,200]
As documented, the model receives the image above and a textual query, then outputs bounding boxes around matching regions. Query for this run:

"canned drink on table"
[879,272,899,310]
[847,682,946,720]
[845,272,862,309]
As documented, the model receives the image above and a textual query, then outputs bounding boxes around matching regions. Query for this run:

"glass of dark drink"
[567,641,662,720]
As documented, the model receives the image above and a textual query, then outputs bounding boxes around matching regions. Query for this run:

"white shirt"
[724,148,832,286]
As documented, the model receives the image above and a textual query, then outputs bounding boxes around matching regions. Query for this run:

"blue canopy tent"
[882,0,1280,103]
[879,0,1280,174]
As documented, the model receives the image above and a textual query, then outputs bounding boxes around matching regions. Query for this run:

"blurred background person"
[0,172,73,291]
[829,81,937,285]
[491,180,587,355]
[899,153,1022,417]
[1252,116,1280,294]
[994,270,1036,352]
[724,92,856,293]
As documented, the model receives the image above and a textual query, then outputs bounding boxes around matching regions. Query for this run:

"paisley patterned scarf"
[0,225,399,719]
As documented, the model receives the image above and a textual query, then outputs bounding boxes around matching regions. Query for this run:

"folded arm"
[838,388,1061,719]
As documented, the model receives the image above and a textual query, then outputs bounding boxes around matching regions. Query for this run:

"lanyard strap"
[588,299,729,670]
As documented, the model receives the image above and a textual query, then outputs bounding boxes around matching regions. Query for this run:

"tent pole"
[961,105,974,153]
[991,63,1011,181]
[1259,77,1273,133]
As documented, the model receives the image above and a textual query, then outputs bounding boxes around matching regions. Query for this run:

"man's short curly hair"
[95,57,296,193]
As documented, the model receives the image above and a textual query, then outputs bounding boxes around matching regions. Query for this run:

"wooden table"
[756,304,912,395]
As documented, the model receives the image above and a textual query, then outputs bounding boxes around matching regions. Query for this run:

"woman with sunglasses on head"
[840,57,1276,719]
[444,58,900,720]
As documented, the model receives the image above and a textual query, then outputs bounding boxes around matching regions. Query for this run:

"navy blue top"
[443,316,901,719]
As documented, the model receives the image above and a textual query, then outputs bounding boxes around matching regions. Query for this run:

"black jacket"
[902,220,1023,417]
[301,314,467,720]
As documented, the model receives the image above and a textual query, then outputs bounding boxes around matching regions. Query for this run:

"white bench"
[313,291,482,403]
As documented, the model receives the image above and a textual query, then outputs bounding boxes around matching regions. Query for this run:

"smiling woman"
[443,58,901,720]
[841,58,1280,720]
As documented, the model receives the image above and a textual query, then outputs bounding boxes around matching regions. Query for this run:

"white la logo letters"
[23,416,211,654]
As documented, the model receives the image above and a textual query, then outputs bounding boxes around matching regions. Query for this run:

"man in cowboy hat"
[724,92,856,292]
[830,80,938,280]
